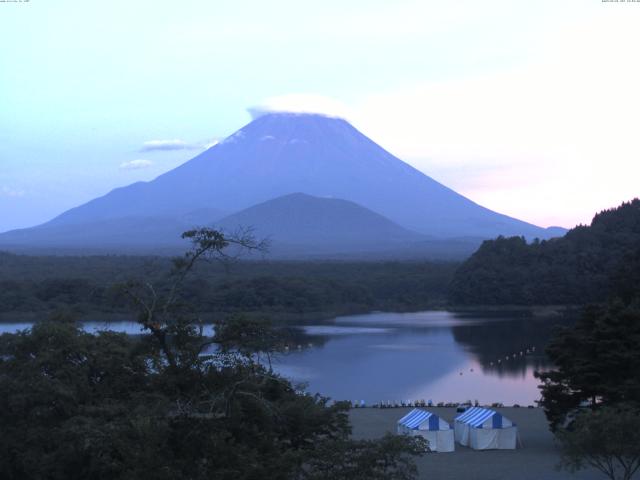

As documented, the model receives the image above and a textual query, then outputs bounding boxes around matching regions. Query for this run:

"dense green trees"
[556,406,640,480]
[532,209,640,479]
[534,206,640,430]
[0,320,368,479]
[0,252,456,320]
[302,434,426,480]
[449,199,640,305]
[0,229,426,479]
[536,302,640,430]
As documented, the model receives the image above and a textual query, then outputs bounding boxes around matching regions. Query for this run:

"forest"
[0,253,457,322]
[448,199,640,306]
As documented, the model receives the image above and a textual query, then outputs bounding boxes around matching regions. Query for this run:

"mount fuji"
[0,112,564,257]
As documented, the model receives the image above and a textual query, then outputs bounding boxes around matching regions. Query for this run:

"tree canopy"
[449,199,640,305]
[536,302,640,430]
[532,213,640,479]
[557,406,640,480]
[0,252,456,321]
[0,228,426,479]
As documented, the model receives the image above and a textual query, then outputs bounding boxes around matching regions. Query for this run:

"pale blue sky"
[1,0,638,232]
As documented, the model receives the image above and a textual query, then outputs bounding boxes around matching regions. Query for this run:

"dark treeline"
[0,254,458,320]
[449,199,640,305]
[532,234,640,480]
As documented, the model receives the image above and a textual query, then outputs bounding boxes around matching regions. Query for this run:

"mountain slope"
[0,208,225,254]
[40,113,559,237]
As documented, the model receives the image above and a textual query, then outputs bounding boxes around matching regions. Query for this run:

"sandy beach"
[349,407,602,480]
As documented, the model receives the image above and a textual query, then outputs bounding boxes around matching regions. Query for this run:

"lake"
[0,310,570,405]
[274,310,570,406]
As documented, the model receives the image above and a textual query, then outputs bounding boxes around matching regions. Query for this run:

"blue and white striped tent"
[397,409,454,452]
[454,407,518,450]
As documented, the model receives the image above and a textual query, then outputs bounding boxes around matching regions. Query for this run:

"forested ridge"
[448,199,640,305]
[0,255,457,321]
[3,199,639,321]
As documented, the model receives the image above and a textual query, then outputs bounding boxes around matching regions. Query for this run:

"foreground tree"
[536,247,640,478]
[556,406,640,480]
[0,228,425,479]
[536,302,640,430]
[119,227,269,370]
[214,313,293,371]
[301,434,427,480]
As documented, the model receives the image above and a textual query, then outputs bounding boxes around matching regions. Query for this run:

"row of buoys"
[283,342,315,351]
[487,346,536,367]
[459,346,536,375]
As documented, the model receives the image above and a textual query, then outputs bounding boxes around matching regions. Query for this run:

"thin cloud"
[248,94,353,121]
[0,186,25,198]
[141,139,194,152]
[120,159,153,170]
[141,138,219,151]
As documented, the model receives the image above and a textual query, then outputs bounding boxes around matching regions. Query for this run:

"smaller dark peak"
[267,192,347,204]
[275,192,315,200]
[254,192,337,205]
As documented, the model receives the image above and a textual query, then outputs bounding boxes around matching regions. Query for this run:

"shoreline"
[0,304,580,324]
[349,407,600,480]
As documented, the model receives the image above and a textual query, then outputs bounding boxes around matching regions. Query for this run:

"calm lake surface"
[0,310,570,405]
[275,310,570,406]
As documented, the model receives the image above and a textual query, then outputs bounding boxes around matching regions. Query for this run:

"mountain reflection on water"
[274,310,574,405]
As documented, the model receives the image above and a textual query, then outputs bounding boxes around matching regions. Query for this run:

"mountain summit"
[216,192,423,253]
[0,112,563,256]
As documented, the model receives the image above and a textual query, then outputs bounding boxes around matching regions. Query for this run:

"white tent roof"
[455,407,513,429]
[398,408,449,431]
